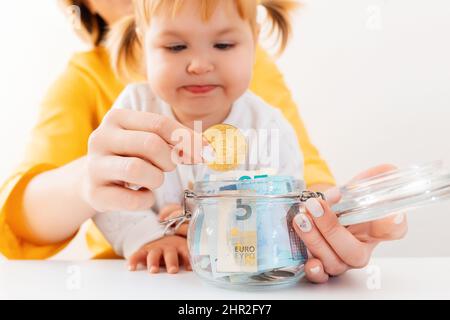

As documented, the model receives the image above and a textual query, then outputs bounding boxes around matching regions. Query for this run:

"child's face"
[143,0,256,125]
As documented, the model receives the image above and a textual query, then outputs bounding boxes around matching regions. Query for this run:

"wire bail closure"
[160,189,325,235]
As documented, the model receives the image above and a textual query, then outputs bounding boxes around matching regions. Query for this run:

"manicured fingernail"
[394,213,405,225]
[201,145,216,162]
[324,187,340,203]
[128,265,134,271]
[310,266,321,274]
[306,198,324,218]
[294,213,312,233]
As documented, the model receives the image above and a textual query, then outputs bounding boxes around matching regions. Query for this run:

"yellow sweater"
[0,46,335,260]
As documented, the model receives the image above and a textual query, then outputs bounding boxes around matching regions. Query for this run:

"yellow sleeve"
[250,47,336,187]
[0,59,98,259]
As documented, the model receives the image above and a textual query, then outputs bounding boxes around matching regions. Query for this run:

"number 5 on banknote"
[236,199,252,221]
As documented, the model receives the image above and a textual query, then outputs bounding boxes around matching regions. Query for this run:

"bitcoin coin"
[203,124,247,172]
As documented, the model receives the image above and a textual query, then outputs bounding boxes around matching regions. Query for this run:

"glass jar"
[161,161,450,288]
[183,176,323,288]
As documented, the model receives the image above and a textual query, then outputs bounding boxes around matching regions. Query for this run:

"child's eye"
[214,43,235,50]
[166,45,187,53]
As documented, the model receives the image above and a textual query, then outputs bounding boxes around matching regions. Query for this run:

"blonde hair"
[108,0,299,82]
[59,0,108,46]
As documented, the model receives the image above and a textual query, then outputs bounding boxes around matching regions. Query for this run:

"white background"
[0,0,449,260]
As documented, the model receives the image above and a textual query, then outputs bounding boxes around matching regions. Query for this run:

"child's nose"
[186,58,214,75]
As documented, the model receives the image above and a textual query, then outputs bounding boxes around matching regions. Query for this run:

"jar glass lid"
[333,161,450,225]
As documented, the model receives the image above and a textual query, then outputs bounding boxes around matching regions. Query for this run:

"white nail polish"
[294,213,312,233]
[394,213,405,225]
[305,198,324,218]
[324,187,340,203]
[310,266,321,274]
[201,145,216,162]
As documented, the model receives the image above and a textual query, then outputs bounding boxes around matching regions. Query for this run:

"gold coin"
[203,124,247,172]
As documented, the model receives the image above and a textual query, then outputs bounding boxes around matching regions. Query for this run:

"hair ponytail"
[107,15,146,83]
[260,0,299,55]
[59,0,108,46]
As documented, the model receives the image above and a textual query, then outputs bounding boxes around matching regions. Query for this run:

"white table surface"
[1,258,449,299]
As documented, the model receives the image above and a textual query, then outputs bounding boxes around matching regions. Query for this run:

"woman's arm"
[2,60,100,250]
[14,157,95,245]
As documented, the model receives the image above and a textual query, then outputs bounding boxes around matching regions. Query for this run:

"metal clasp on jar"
[159,189,325,235]
[300,190,325,202]
[159,190,194,236]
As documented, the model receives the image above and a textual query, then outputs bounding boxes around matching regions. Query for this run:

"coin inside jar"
[203,124,247,172]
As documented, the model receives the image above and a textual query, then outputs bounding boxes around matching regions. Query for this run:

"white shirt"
[93,83,304,258]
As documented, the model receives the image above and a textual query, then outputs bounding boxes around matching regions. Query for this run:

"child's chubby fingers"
[159,204,182,220]
[147,248,163,274]
[178,245,192,271]
[159,203,189,237]
[159,204,183,222]
[304,258,329,284]
[175,223,189,237]
[163,247,180,274]
[129,236,188,274]
[159,204,189,237]
[127,249,148,272]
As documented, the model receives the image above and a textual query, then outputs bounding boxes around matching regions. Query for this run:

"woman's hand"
[295,164,408,283]
[127,235,191,274]
[81,108,207,213]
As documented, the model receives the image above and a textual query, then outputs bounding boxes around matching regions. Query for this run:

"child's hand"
[127,235,192,274]
[82,108,207,213]
[159,203,188,237]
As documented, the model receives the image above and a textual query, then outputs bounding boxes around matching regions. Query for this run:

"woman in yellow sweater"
[0,0,406,284]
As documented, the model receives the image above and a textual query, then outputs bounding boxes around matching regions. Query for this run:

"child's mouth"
[183,85,218,94]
